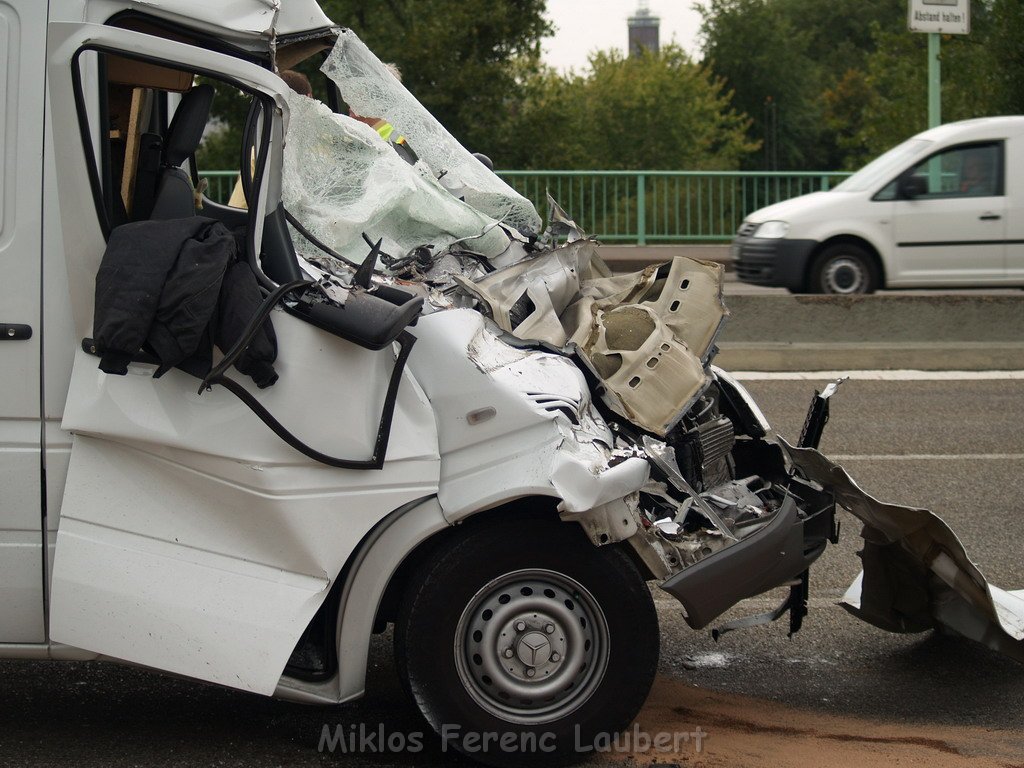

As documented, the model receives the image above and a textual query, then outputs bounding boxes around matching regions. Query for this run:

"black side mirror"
[296,285,423,351]
[897,173,927,199]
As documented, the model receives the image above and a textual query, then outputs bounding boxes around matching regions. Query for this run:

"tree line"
[198,0,1024,174]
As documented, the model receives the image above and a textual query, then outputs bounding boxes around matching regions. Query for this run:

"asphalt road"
[1,378,1022,766]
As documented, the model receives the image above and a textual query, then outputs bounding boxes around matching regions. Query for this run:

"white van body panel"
[746,191,894,264]
[41,87,77,588]
[891,194,1007,284]
[1002,125,1024,282]
[0,0,48,643]
[407,309,649,521]
[52,0,334,43]
[41,20,440,695]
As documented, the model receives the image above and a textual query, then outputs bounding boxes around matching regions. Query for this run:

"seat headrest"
[164,84,215,168]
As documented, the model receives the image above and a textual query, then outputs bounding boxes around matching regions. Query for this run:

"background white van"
[733,116,1024,293]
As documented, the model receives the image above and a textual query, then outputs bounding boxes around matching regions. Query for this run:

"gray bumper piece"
[660,493,831,630]
[733,237,818,291]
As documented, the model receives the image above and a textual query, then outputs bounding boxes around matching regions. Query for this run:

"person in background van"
[959,149,995,196]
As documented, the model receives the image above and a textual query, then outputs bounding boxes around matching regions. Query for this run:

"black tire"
[808,243,880,294]
[395,514,659,767]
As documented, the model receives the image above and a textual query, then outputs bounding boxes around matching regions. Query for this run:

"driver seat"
[150,84,215,220]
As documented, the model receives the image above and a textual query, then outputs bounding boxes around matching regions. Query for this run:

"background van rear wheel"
[395,514,659,767]
[809,243,880,294]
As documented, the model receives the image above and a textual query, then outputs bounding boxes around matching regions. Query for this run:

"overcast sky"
[542,0,707,73]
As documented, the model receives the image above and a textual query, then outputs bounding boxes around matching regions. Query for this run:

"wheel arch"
[809,234,887,290]
[372,499,564,630]
[372,501,664,628]
[277,493,656,705]
[330,495,598,703]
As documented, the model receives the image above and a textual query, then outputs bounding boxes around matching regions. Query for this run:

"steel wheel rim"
[454,568,610,725]
[823,256,867,294]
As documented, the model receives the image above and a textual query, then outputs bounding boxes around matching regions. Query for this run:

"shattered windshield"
[282,92,513,268]
[282,30,541,270]
[832,138,931,193]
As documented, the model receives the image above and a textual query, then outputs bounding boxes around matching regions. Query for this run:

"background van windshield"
[833,138,931,194]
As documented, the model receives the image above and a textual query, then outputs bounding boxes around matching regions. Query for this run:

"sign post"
[908,0,969,128]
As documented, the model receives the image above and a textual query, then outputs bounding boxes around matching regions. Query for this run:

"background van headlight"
[753,221,789,239]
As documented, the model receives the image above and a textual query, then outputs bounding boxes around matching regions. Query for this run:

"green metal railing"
[199,169,852,244]
[497,170,852,244]
[200,171,240,206]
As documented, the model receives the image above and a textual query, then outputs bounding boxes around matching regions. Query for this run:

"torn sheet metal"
[544,194,591,245]
[282,92,510,267]
[462,244,729,436]
[455,240,597,344]
[321,31,541,236]
[550,453,650,514]
[118,1,333,42]
[408,309,652,523]
[785,441,1024,662]
[642,436,738,541]
[560,494,641,546]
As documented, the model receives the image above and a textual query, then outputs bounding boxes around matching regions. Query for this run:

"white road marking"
[732,370,1024,381]
[831,453,1024,461]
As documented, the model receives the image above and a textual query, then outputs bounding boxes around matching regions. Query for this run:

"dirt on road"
[609,675,1024,768]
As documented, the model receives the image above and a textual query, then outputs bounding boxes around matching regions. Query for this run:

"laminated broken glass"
[321,30,542,237]
[281,92,511,267]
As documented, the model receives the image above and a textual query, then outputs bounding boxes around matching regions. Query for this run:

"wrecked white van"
[3,1,1022,765]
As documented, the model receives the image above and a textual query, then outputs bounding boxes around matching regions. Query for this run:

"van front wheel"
[394,515,659,767]
[809,243,879,294]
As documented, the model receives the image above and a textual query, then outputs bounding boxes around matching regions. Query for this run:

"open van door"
[0,0,47,644]
[44,22,439,695]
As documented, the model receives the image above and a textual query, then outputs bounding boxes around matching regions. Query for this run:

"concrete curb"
[601,244,732,272]
[714,294,1024,370]
[715,341,1024,372]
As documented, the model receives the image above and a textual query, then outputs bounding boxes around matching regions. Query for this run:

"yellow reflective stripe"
[375,122,395,141]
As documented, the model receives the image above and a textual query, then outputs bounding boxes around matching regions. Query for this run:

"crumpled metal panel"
[463,246,728,435]
[406,310,651,521]
[454,241,595,344]
[579,304,706,434]
[118,0,333,39]
[785,441,1024,662]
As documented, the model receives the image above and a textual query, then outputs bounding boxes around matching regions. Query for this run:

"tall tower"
[628,0,660,57]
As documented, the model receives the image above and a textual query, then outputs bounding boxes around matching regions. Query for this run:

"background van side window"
[909,142,1004,199]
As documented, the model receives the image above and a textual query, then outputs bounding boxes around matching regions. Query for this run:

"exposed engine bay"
[273,32,1024,662]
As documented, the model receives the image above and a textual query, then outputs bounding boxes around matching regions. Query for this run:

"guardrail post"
[636,173,646,246]
[821,174,830,191]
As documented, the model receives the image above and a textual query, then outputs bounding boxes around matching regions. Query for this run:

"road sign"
[908,0,970,35]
